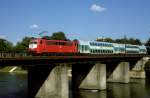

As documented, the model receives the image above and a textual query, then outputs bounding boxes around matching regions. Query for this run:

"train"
[28,38,149,55]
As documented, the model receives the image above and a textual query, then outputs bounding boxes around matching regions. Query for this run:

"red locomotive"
[28,38,78,55]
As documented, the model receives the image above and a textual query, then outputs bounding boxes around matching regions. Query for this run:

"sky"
[0,0,150,44]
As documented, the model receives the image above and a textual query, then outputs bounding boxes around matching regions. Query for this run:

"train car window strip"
[46,41,57,45]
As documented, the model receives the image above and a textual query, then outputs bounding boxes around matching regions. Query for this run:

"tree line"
[0,31,150,53]
[97,37,142,45]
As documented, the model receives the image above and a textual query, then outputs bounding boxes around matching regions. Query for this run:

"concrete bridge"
[0,54,150,98]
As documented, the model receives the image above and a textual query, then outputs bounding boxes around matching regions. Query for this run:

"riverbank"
[0,66,27,74]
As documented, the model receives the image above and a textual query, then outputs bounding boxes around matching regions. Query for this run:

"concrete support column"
[28,65,68,98]
[107,62,129,83]
[36,65,68,98]
[130,57,149,78]
[79,63,106,90]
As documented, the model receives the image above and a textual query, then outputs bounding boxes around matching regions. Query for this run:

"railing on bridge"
[0,52,27,58]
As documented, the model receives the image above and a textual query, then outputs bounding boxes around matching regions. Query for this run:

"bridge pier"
[28,65,69,98]
[130,57,149,79]
[72,63,106,90]
[107,62,129,83]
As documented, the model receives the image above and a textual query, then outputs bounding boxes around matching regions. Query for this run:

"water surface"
[0,72,150,98]
[0,72,27,98]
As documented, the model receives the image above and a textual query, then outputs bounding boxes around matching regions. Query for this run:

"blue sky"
[0,0,150,44]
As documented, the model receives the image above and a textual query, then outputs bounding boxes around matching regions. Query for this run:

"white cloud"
[29,24,39,29]
[90,4,106,12]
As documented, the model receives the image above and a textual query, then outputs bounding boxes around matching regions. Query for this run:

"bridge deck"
[0,54,149,66]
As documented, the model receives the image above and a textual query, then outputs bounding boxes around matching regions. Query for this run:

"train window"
[92,43,94,46]
[90,50,92,53]
[92,49,94,53]
[30,41,37,44]
[46,41,57,45]
[102,50,104,53]
[109,50,111,53]
[96,50,98,53]
[104,50,106,53]
[59,42,65,45]
[100,43,102,46]
[93,43,95,46]
[96,43,98,46]
[56,42,60,45]
[95,43,97,46]
[90,42,92,46]
[91,42,93,46]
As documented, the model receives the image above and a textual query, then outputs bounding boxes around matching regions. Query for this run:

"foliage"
[14,37,33,52]
[115,38,142,45]
[51,31,67,40]
[97,37,142,45]
[145,39,150,54]
[42,31,68,40]
[42,36,51,40]
[73,39,79,42]
[0,39,13,52]
[145,38,150,46]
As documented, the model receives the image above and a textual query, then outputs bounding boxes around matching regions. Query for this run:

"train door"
[79,45,90,53]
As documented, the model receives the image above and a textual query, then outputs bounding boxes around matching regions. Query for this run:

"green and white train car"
[78,40,114,54]
[78,40,147,54]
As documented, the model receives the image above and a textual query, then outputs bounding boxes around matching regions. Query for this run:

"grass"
[0,66,27,74]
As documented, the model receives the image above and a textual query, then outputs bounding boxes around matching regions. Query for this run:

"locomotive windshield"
[29,41,37,44]
[29,40,38,49]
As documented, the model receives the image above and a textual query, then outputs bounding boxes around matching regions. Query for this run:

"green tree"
[42,36,51,40]
[115,38,128,44]
[145,38,150,46]
[96,37,114,42]
[115,37,141,45]
[14,37,32,52]
[134,38,142,45]
[0,39,13,52]
[104,38,114,42]
[50,31,67,40]
[42,31,69,41]
[145,38,150,54]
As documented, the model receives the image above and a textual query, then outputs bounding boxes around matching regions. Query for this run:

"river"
[0,72,150,98]
[0,72,27,98]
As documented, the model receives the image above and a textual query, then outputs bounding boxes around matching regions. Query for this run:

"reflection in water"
[0,73,150,98]
[107,83,130,98]
[73,90,106,98]
[0,72,27,98]
[74,79,150,98]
